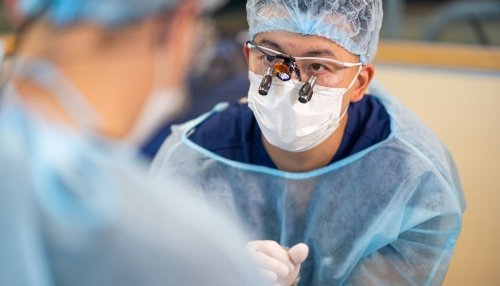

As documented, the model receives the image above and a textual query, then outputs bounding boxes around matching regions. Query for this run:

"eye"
[310,63,326,71]
[265,55,276,63]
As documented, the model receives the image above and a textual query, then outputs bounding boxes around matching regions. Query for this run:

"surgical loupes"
[258,67,273,95]
[298,75,317,103]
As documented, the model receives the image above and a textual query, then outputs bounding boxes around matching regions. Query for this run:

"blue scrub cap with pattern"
[246,0,383,64]
[18,0,227,27]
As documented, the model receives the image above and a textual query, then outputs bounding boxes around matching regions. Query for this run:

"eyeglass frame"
[246,40,362,82]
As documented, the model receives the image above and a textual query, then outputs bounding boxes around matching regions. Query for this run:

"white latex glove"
[246,240,309,286]
[286,243,309,285]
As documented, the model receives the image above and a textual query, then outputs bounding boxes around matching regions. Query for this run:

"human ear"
[242,43,250,63]
[350,64,375,103]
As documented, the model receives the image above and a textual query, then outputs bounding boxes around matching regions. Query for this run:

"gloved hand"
[245,240,309,286]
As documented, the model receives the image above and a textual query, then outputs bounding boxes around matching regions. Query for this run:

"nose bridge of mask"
[10,58,101,130]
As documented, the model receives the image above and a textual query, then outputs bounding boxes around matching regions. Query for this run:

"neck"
[263,114,349,172]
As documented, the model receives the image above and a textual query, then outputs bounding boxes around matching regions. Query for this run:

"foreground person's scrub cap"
[246,0,383,64]
[17,0,228,27]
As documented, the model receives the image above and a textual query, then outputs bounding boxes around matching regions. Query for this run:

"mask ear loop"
[11,58,101,130]
[335,65,364,119]
[345,65,363,92]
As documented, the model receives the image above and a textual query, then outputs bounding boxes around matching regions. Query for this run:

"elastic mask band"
[9,57,101,130]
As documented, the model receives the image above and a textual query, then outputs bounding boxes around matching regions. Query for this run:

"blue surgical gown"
[0,85,265,286]
[151,84,466,286]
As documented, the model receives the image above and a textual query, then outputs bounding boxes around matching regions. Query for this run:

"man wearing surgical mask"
[151,0,466,285]
[0,0,268,285]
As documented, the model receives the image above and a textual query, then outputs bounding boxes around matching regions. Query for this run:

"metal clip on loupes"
[258,67,273,95]
[298,75,317,103]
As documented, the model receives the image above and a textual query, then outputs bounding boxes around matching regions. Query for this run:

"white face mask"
[247,69,360,152]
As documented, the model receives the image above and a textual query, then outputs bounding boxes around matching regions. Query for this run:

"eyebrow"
[256,38,338,59]
[303,50,337,59]
[256,39,286,54]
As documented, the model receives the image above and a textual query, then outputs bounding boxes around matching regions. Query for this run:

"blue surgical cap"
[246,0,383,64]
[18,0,227,27]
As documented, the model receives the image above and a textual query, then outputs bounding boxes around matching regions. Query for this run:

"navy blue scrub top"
[190,95,391,169]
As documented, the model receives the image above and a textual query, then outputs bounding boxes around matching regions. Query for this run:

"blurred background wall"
[1,0,499,285]
[374,62,500,286]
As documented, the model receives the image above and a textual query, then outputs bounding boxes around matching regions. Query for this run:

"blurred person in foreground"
[0,0,268,285]
[150,0,466,285]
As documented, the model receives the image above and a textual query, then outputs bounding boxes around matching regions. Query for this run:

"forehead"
[254,31,356,60]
